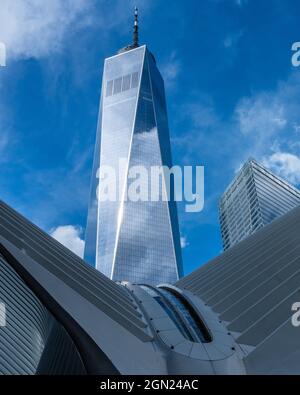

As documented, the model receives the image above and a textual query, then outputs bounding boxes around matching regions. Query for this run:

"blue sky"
[0,0,300,275]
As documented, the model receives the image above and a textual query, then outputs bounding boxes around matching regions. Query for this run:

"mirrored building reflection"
[219,158,300,250]
[84,18,183,285]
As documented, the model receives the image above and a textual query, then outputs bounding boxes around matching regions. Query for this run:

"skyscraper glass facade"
[84,45,183,285]
[219,159,300,250]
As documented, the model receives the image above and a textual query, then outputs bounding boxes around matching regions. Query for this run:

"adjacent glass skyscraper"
[84,17,183,285]
[219,158,300,250]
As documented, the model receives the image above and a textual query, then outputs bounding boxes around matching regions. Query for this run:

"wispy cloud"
[174,70,300,231]
[236,94,287,136]
[234,71,300,162]
[0,0,154,62]
[176,72,300,167]
[0,0,96,61]
[0,96,9,161]
[0,132,10,164]
[0,0,148,232]
[235,0,248,6]
[224,30,244,49]
[0,78,17,164]
[160,51,181,90]
[20,144,93,230]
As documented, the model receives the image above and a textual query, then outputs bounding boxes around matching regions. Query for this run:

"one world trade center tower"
[84,9,183,285]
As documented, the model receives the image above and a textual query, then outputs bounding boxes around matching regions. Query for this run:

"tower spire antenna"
[133,6,139,47]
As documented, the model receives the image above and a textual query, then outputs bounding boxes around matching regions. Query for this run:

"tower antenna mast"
[133,7,139,47]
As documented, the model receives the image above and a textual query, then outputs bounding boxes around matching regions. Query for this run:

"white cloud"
[263,152,300,185]
[176,73,300,173]
[50,225,85,258]
[174,71,300,228]
[235,94,287,137]
[0,0,95,60]
[180,236,189,249]
[233,72,300,161]
[0,0,154,62]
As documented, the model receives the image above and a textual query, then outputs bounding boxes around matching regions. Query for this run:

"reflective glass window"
[106,80,113,97]
[113,77,122,95]
[131,72,139,88]
[122,74,131,92]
